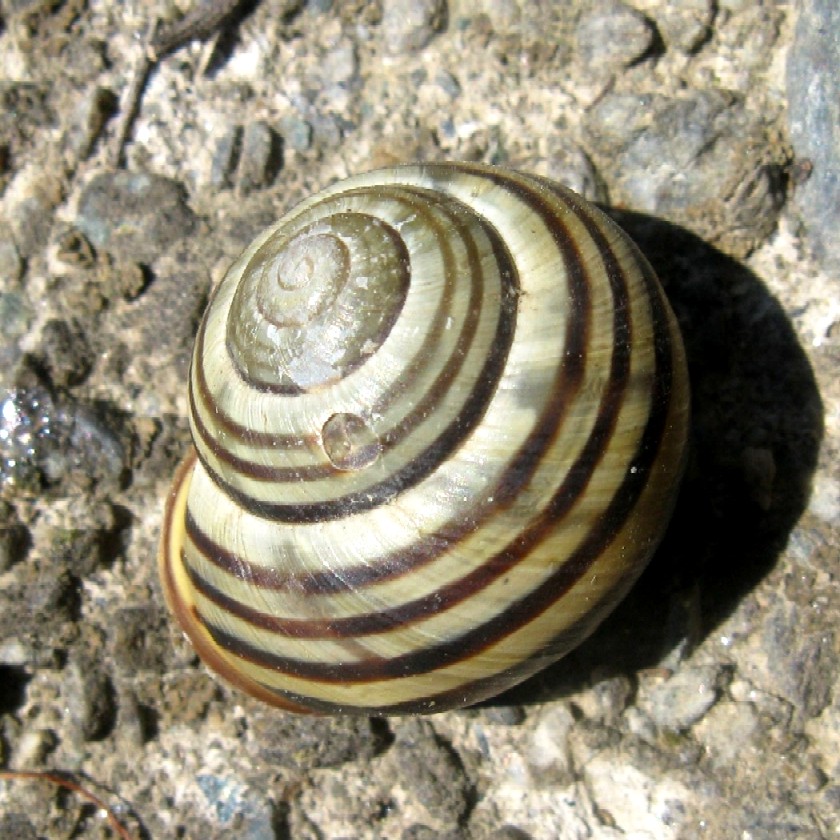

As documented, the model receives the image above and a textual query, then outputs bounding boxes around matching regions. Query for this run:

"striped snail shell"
[158,162,690,715]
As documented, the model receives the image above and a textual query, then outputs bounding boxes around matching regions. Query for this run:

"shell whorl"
[159,162,690,715]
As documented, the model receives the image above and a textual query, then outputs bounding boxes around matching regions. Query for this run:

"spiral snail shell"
[158,162,690,715]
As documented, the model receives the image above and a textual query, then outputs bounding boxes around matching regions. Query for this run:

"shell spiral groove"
[158,162,690,715]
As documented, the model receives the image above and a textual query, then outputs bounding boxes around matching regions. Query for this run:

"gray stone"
[390,719,471,826]
[0,565,79,669]
[696,701,760,768]
[587,90,731,212]
[0,222,23,283]
[585,89,783,253]
[110,605,173,674]
[37,318,93,389]
[61,86,116,165]
[402,826,465,840]
[66,650,117,742]
[382,0,447,54]
[579,673,634,725]
[575,0,654,70]
[435,69,461,98]
[237,121,283,194]
[488,828,533,840]
[641,665,723,731]
[478,704,526,725]
[194,772,281,839]
[0,82,53,163]
[581,743,696,838]
[279,114,313,152]
[309,111,345,148]
[450,0,519,32]
[210,126,243,189]
[717,5,782,78]
[6,175,60,259]
[76,172,196,264]
[117,240,210,381]
[0,813,37,840]
[321,38,358,85]
[526,704,574,783]
[787,0,840,275]
[751,604,837,717]
[543,143,607,203]
[43,399,127,491]
[0,288,29,337]
[251,713,389,770]
[653,0,714,54]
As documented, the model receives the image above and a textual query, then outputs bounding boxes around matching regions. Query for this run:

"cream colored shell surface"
[159,162,690,715]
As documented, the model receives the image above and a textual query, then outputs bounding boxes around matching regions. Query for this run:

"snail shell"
[158,162,690,715]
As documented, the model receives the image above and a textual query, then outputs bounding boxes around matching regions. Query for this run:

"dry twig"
[0,768,137,839]
[110,0,254,167]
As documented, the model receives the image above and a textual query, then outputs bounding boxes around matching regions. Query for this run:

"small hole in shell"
[321,412,381,471]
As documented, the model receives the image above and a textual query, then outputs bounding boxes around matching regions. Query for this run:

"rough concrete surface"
[0,1,837,838]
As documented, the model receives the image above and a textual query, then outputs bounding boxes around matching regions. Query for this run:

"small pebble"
[53,226,96,269]
[66,651,117,742]
[585,88,783,252]
[11,728,57,770]
[0,567,79,669]
[582,750,692,838]
[0,221,23,283]
[463,0,519,31]
[194,772,278,838]
[322,38,358,85]
[402,827,464,840]
[575,0,654,71]
[76,172,196,264]
[279,114,313,151]
[526,704,574,781]
[119,242,210,380]
[44,399,127,490]
[309,112,345,148]
[37,318,93,389]
[36,497,123,577]
[435,69,461,98]
[0,81,53,159]
[479,704,526,725]
[110,605,172,673]
[237,121,283,194]
[250,713,389,770]
[382,0,447,54]
[693,701,760,767]
[61,85,116,165]
[0,291,31,337]
[489,828,533,840]
[210,126,243,189]
[106,258,148,302]
[543,143,606,202]
[640,665,722,731]
[752,603,837,717]
[6,172,61,259]
[0,813,38,840]
[390,719,471,827]
[575,673,633,725]
[653,0,714,53]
